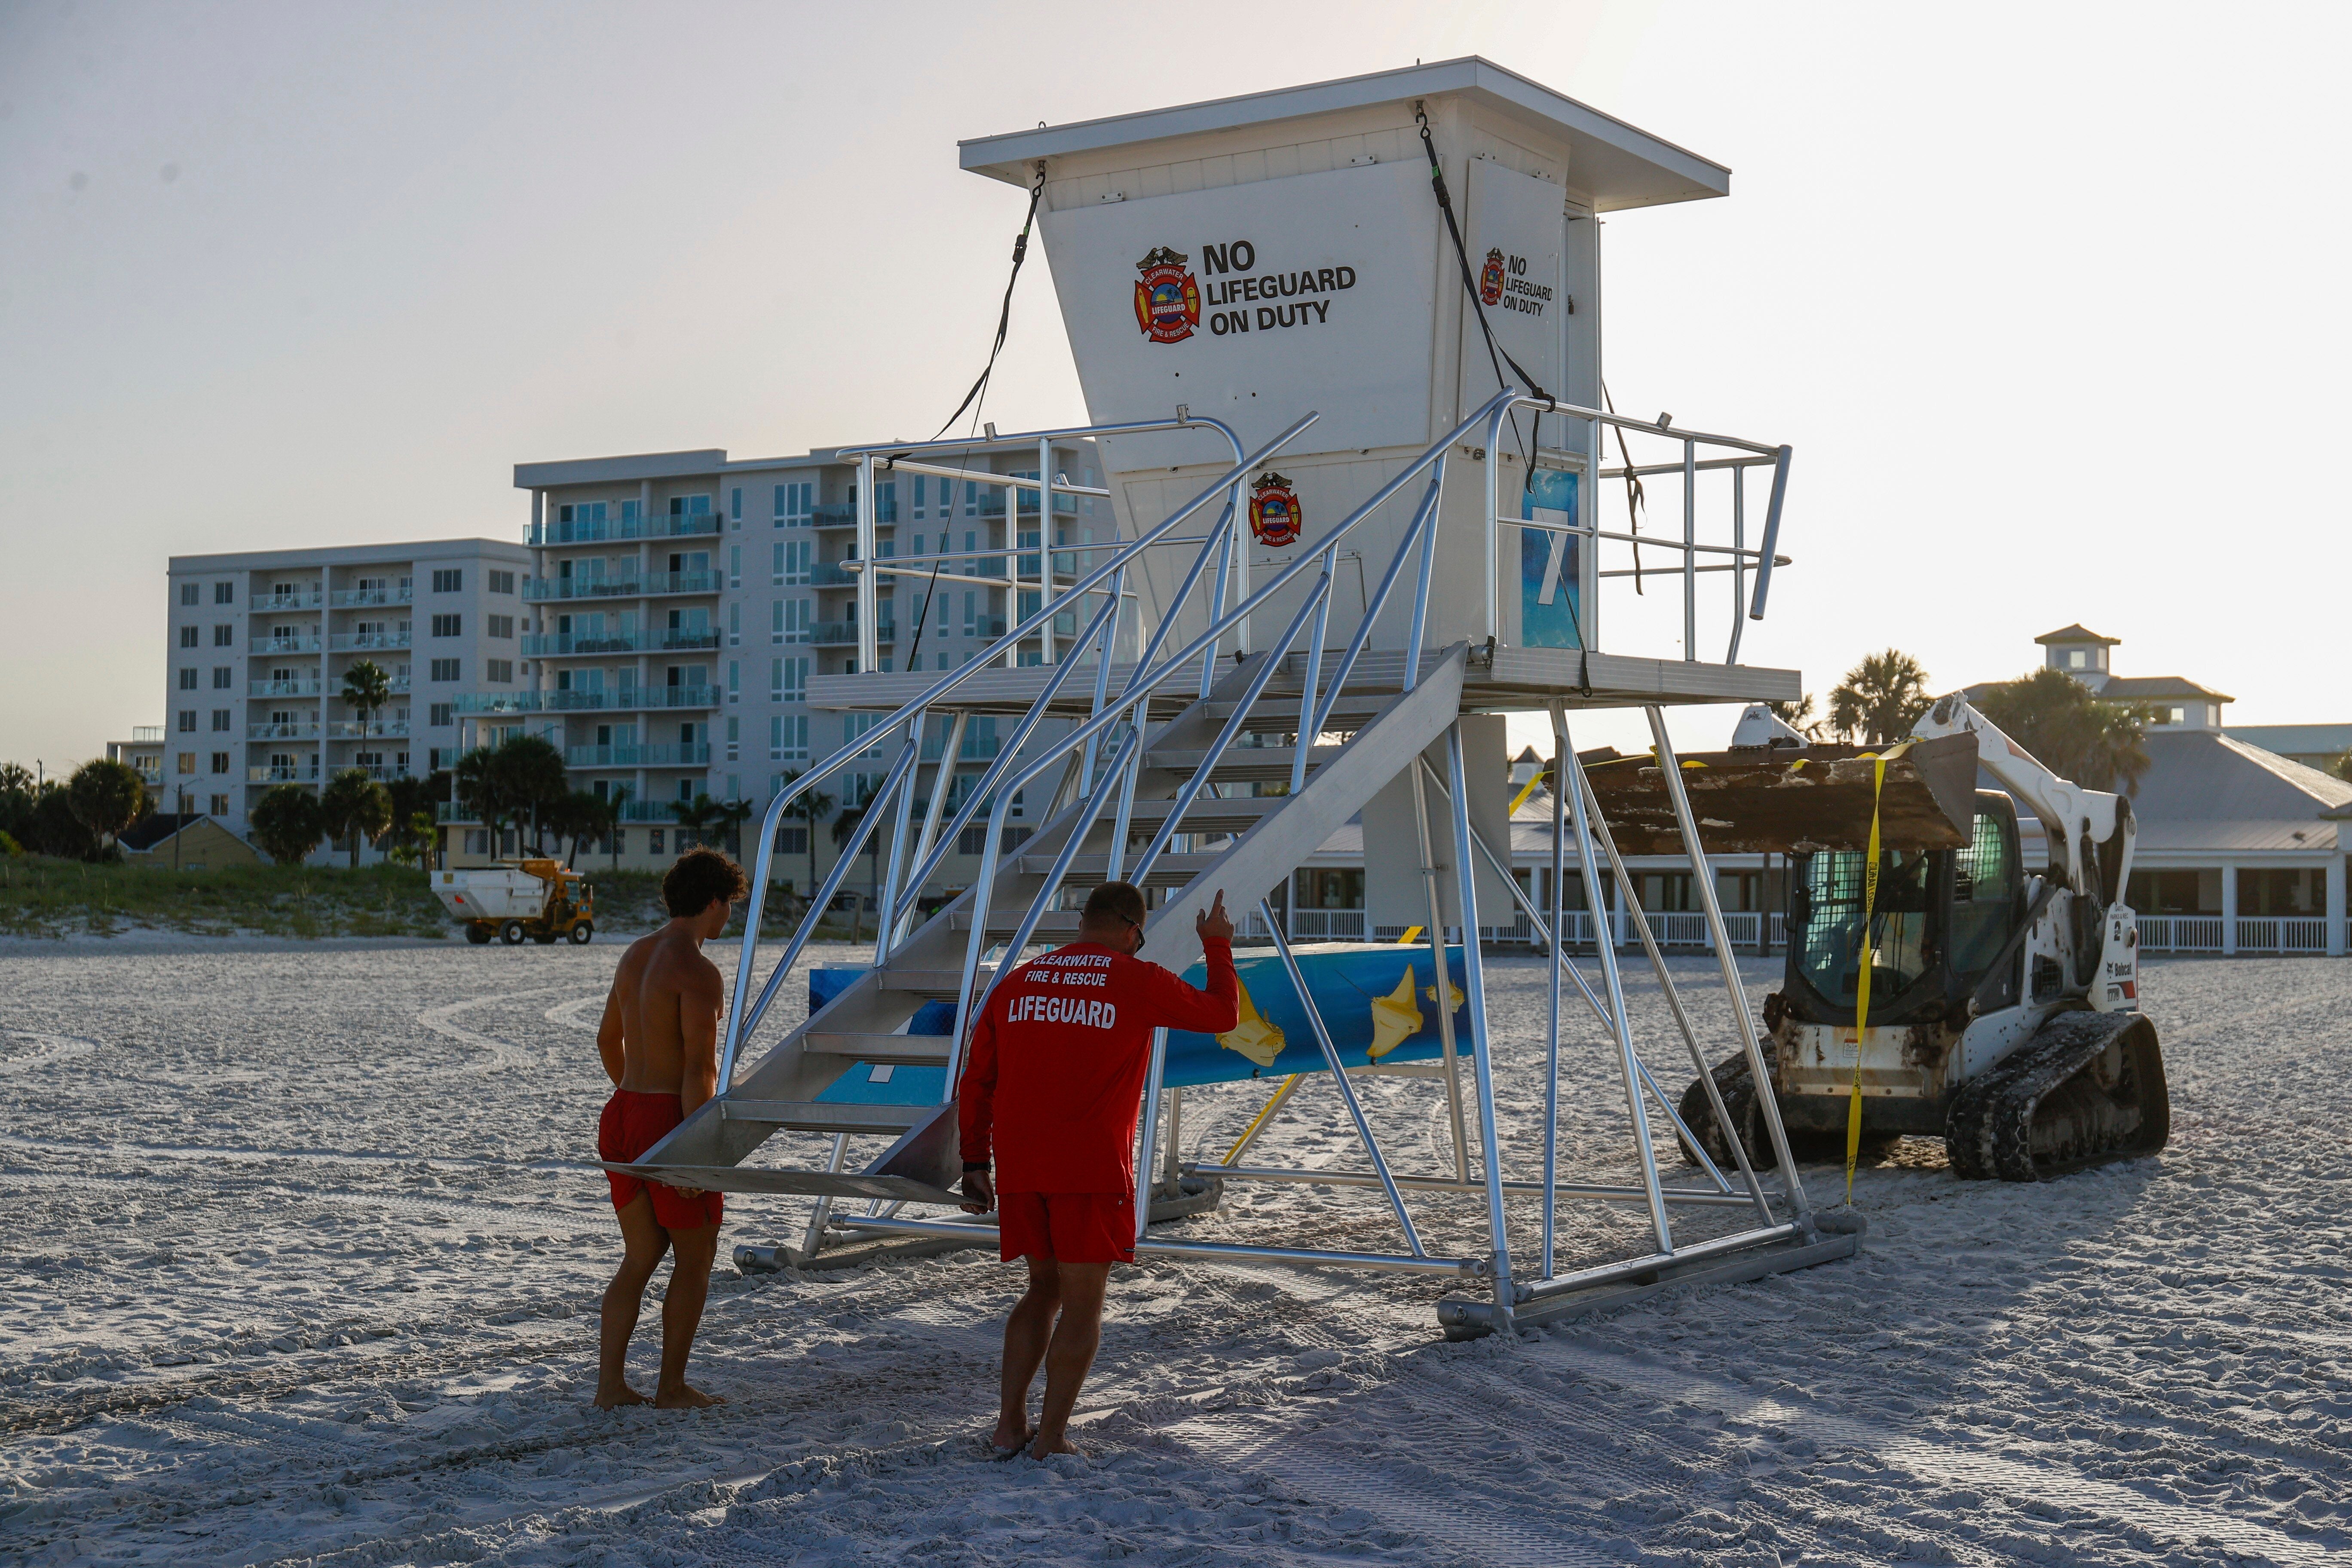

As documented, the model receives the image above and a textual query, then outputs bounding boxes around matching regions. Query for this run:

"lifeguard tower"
[608,58,1854,1336]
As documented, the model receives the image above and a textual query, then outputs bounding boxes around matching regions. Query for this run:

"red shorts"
[599,1090,724,1231]
[996,1190,1134,1265]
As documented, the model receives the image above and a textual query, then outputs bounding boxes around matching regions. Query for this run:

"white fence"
[2138,916,2332,955]
[1302,909,1787,950]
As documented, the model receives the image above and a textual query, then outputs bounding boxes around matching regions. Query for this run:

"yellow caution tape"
[1508,770,1546,817]
[1220,1074,1303,1166]
[1400,925,1424,945]
[1845,750,1890,1202]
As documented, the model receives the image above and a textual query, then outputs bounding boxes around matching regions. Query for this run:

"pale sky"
[4,0,2346,770]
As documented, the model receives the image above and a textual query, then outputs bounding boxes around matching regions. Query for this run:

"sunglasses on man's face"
[1124,917,1145,952]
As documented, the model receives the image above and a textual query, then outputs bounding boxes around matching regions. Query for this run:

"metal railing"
[1477,394,1792,664]
[329,587,413,607]
[520,630,718,656]
[261,590,325,610]
[248,765,318,784]
[250,680,322,698]
[247,723,319,741]
[521,571,721,602]
[250,636,321,655]
[327,720,409,739]
[329,632,411,652]
[811,620,896,647]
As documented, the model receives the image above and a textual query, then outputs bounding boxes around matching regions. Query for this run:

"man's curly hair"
[662,846,749,918]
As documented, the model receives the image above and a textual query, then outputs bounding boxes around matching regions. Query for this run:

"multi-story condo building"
[162,539,531,838]
[483,435,1109,872]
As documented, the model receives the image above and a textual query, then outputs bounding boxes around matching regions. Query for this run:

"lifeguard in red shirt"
[959,881,1238,1461]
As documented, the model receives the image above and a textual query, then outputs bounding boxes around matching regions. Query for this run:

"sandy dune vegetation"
[0,940,2344,1566]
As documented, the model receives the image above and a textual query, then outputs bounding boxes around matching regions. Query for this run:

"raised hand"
[1196,889,1235,944]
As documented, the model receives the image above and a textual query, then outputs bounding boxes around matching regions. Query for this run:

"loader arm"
[1911,693,2132,896]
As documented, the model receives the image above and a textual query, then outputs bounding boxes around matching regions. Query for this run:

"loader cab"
[1782,791,2025,1027]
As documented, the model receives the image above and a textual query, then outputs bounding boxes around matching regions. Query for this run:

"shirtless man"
[592,846,748,1410]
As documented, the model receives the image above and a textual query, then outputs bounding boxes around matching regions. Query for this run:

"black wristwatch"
[962,1161,991,1173]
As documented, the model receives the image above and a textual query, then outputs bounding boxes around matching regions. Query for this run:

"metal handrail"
[1477,392,1791,664]
[711,413,1314,1089]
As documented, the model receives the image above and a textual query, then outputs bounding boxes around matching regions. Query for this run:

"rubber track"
[1946,1008,2168,1182]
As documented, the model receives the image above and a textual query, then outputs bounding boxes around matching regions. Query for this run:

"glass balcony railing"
[811,621,897,646]
[248,765,318,784]
[457,685,721,714]
[520,629,719,656]
[565,743,711,768]
[330,586,414,607]
[452,691,540,714]
[131,726,164,743]
[329,631,412,652]
[810,560,861,587]
[327,720,410,739]
[810,503,858,528]
[250,679,323,698]
[528,513,719,545]
[250,635,322,655]
[260,590,325,611]
[248,722,320,741]
[521,570,720,601]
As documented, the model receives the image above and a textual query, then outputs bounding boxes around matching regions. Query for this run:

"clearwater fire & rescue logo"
[1479,247,1507,307]
[1133,246,1201,344]
[1249,472,1302,548]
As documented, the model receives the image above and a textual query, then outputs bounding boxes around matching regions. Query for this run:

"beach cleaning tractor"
[436,859,597,946]
[1676,695,2170,1182]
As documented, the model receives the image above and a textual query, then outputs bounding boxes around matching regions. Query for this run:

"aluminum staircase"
[621,643,1468,1203]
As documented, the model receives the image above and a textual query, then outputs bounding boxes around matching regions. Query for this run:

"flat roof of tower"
[960,57,1730,212]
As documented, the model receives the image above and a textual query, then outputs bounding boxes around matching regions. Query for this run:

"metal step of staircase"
[1013,850,1221,887]
[875,968,967,997]
[1145,745,1342,781]
[1202,691,1392,731]
[803,1032,955,1066]
[716,1100,934,1133]
[1091,795,1286,834]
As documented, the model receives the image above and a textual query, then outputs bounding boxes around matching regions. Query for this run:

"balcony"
[251,635,322,655]
[522,570,721,602]
[330,631,412,652]
[810,503,859,528]
[528,513,720,545]
[132,726,163,743]
[339,765,418,783]
[810,560,861,587]
[248,722,319,741]
[330,586,414,607]
[251,679,323,698]
[249,765,319,785]
[566,743,711,768]
[812,621,897,647]
[621,799,697,822]
[328,720,410,739]
[453,685,720,714]
[521,629,719,657]
[260,590,325,611]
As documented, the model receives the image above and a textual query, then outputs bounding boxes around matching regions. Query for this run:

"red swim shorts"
[995,1190,1134,1265]
[598,1090,723,1231]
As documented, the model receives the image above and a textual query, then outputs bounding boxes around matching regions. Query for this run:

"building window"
[430,658,461,682]
[208,794,229,815]
[431,613,461,637]
[208,667,228,689]
[429,702,453,726]
[957,824,988,856]
[773,539,811,585]
[178,668,198,690]
[484,659,514,684]
[775,825,808,854]
[209,752,230,775]
[728,659,740,700]
[649,828,665,854]
[211,710,231,732]
[213,624,234,646]
[726,717,740,761]
[177,711,197,733]
[729,603,741,646]
[214,582,235,604]
[488,569,515,595]
[486,614,514,639]
[177,751,196,774]
[778,655,808,701]
[432,569,463,593]
[878,481,898,523]
[774,714,808,761]
[775,482,814,527]
[729,545,741,590]
[730,487,743,523]
[179,582,199,607]
[180,625,200,649]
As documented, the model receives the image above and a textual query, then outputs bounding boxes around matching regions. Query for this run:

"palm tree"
[671,793,723,853]
[66,758,149,856]
[830,801,869,941]
[711,796,755,860]
[456,735,567,853]
[341,660,392,740]
[248,784,325,866]
[1827,650,1932,745]
[319,768,393,868]
[382,771,445,865]
[603,784,630,873]
[1978,669,2154,795]
[547,789,608,868]
[777,769,834,903]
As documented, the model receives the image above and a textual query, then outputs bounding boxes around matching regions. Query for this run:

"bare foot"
[594,1384,650,1409]
[1028,1433,1082,1461]
[989,1419,1032,1457]
[653,1383,729,1410]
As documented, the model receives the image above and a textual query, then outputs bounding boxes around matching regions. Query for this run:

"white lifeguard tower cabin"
[612,60,1850,1338]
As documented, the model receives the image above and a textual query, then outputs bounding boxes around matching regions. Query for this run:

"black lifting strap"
[1416,107,1553,419]
[931,160,1047,442]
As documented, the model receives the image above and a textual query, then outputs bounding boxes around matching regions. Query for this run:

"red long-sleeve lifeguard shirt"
[958,938,1239,1194]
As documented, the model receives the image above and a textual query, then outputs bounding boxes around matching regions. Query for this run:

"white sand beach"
[1,942,2344,1566]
